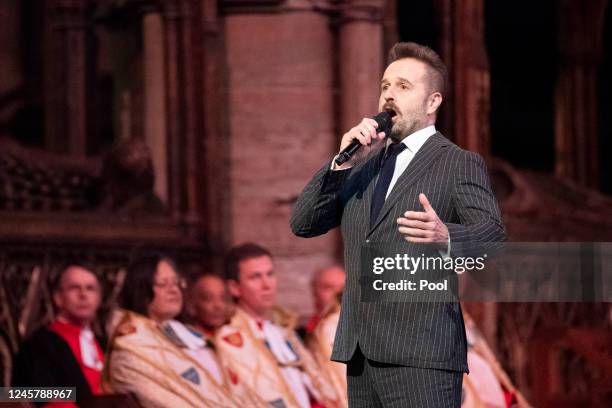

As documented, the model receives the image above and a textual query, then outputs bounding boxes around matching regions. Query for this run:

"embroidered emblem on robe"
[181,367,200,385]
[222,332,243,347]
[269,398,287,408]
[115,322,136,336]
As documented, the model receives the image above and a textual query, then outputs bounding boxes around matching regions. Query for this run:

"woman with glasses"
[103,254,266,408]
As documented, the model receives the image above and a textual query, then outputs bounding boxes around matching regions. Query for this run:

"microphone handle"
[334,111,394,166]
[335,141,361,166]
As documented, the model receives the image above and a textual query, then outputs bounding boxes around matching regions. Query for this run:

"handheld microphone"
[334,111,396,166]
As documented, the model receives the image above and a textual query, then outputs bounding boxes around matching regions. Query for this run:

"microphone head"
[373,110,396,135]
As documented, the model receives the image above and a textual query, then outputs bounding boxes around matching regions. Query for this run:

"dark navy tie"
[370,142,407,226]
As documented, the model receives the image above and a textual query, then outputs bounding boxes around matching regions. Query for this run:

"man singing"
[291,42,505,407]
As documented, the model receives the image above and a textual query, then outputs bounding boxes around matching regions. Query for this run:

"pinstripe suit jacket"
[291,132,505,372]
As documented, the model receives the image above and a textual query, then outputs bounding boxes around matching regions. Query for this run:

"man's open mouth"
[383,106,398,117]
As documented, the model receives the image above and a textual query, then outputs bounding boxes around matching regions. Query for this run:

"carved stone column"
[198,0,231,254]
[435,0,490,156]
[554,0,608,188]
[382,0,398,55]
[222,0,339,312]
[44,0,89,155]
[0,0,22,97]
[337,0,385,133]
[161,0,203,235]
[161,0,183,220]
[143,7,169,204]
[434,0,495,349]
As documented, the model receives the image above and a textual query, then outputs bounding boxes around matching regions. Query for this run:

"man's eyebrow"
[380,77,413,85]
[397,77,413,85]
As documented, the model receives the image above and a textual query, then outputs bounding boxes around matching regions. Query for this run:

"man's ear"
[227,279,241,299]
[427,92,443,115]
[52,290,62,312]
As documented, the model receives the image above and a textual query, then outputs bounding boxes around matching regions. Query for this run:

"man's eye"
[400,84,409,90]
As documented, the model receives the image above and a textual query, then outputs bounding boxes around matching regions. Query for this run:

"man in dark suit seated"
[12,263,105,407]
[291,42,506,407]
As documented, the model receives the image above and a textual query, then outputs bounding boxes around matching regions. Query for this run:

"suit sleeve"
[445,151,506,249]
[290,161,352,238]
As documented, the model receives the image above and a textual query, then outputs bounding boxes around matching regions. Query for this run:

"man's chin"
[389,123,405,142]
[69,313,96,324]
[390,130,405,143]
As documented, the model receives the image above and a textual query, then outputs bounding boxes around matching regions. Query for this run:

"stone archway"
[599,1,612,194]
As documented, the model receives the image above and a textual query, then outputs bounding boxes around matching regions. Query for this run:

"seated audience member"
[215,243,340,408]
[186,273,232,336]
[461,312,532,408]
[305,266,347,408]
[104,255,266,408]
[186,272,266,403]
[12,263,105,407]
[306,265,346,333]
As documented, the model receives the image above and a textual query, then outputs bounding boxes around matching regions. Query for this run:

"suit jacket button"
[365,239,370,243]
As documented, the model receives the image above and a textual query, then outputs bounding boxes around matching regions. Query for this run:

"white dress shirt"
[80,326,104,371]
[385,125,436,198]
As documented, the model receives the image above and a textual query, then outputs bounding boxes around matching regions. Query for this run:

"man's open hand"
[397,193,449,243]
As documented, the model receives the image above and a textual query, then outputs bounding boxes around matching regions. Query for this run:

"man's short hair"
[387,42,447,96]
[224,243,272,282]
[50,262,100,293]
[188,271,224,292]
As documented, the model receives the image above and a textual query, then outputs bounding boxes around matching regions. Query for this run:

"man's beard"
[389,113,425,142]
[389,124,404,142]
[390,118,417,142]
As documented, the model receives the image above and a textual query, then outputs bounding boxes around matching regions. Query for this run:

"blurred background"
[0,0,611,406]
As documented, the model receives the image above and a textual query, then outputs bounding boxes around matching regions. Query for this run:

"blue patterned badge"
[181,367,200,385]
[269,398,287,408]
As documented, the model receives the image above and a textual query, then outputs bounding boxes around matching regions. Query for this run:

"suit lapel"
[367,133,449,236]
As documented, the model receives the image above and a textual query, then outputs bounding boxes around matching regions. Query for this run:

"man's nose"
[381,87,395,100]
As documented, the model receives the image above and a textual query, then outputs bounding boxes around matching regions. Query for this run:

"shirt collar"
[387,125,437,153]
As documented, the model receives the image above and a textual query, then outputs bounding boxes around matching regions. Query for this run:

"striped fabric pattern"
[347,345,463,407]
[291,133,506,374]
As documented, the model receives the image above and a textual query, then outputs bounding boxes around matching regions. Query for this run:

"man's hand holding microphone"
[332,111,395,170]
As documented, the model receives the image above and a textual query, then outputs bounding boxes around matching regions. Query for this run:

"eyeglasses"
[153,278,187,290]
